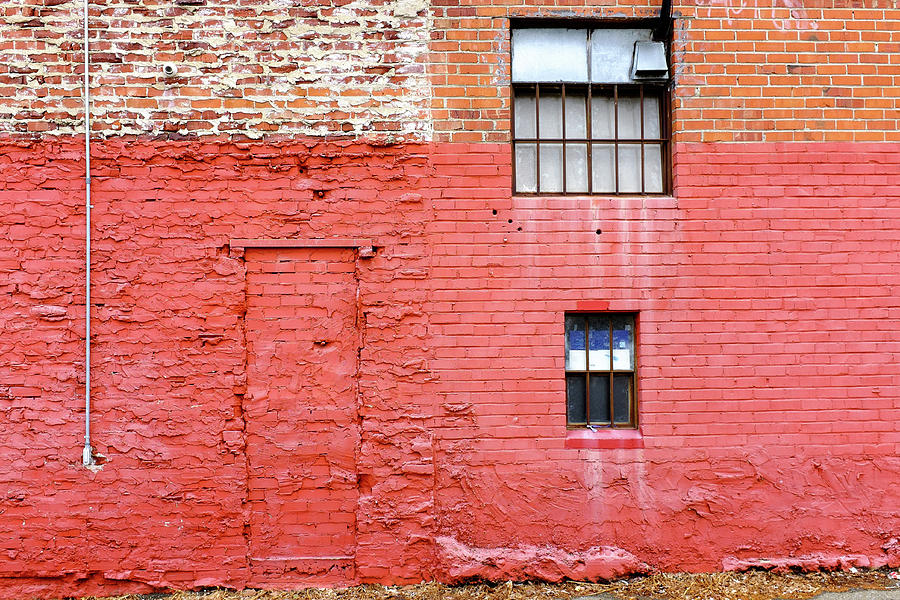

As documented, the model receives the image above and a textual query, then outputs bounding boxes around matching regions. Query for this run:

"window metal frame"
[564,312,638,430]
[511,25,672,196]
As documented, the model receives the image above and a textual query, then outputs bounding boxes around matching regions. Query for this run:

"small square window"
[512,26,670,195]
[565,313,637,428]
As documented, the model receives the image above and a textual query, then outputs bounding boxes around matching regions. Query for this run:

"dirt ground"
[87,569,900,600]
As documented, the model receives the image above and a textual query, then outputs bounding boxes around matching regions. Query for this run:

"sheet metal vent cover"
[631,41,668,81]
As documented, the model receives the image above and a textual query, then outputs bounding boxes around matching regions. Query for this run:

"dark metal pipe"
[654,0,672,41]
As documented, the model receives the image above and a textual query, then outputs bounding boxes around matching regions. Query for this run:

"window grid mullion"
[608,321,614,424]
[535,83,541,193]
[511,82,517,193]
[583,315,590,424]
[513,137,666,142]
[587,84,593,194]
[640,85,645,195]
[586,30,592,195]
[562,83,567,194]
[613,85,619,194]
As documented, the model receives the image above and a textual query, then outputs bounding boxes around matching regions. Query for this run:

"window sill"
[565,428,644,449]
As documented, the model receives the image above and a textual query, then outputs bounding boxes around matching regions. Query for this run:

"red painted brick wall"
[244,248,360,585]
[2,0,900,597]
[2,137,898,597]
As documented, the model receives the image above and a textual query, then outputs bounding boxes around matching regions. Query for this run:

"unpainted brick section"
[0,0,430,138]
[1,138,899,598]
[3,0,900,141]
[430,0,900,143]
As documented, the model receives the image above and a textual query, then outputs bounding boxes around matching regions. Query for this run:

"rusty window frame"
[564,313,638,429]
[511,28,671,196]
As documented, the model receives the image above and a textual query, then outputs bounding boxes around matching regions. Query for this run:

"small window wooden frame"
[564,312,638,429]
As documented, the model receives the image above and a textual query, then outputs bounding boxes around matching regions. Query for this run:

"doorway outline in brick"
[230,238,375,586]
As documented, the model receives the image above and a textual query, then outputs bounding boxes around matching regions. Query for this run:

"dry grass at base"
[91,570,898,600]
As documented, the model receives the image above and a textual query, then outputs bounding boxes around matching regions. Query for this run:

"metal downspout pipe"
[82,0,93,467]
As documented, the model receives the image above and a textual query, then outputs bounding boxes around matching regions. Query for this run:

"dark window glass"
[566,374,587,424]
[589,374,611,424]
[613,374,632,424]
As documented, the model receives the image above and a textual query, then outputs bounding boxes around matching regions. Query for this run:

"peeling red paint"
[0,138,899,598]
[244,248,360,585]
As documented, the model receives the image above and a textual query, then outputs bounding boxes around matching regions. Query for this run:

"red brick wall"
[0,139,437,596]
[3,1,898,141]
[2,136,899,597]
[426,140,900,577]
[244,247,360,585]
[430,0,900,142]
[2,0,900,597]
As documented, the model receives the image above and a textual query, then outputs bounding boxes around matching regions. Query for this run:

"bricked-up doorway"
[244,248,359,585]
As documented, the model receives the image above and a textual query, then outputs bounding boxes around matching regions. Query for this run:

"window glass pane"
[539,143,563,193]
[514,88,536,138]
[566,374,587,424]
[613,374,632,424]
[644,143,663,194]
[538,88,563,138]
[565,144,588,193]
[512,28,589,83]
[587,314,610,370]
[617,144,642,193]
[591,143,615,193]
[611,314,634,370]
[590,89,614,139]
[617,91,642,139]
[643,91,662,138]
[564,87,587,138]
[590,28,652,84]
[514,143,537,193]
[589,374,611,424]
[565,315,586,370]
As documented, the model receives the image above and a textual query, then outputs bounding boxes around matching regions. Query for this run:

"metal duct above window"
[631,41,669,81]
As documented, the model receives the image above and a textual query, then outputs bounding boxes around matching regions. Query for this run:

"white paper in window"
[591,143,615,193]
[565,89,587,138]
[612,349,632,370]
[611,315,634,370]
[538,91,563,138]
[617,144,642,193]
[539,144,563,193]
[565,144,588,193]
[567,351,586,370]
[588,315,610,370]
[565,316,586,370]
[512,29,589,82]
[617,93,642,139]
[514,90,536,138]
[644,143,663,193]
[589,350,609,370]
[591,92,615,139]
[515,144,537,193]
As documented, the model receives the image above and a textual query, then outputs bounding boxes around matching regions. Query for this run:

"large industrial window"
[512,26,670,195]
[565,313,637,428]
